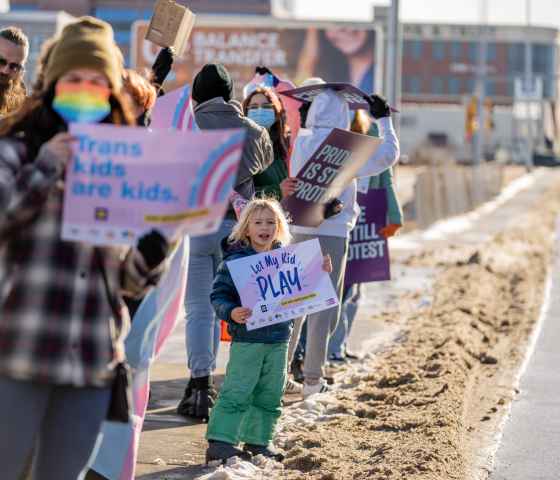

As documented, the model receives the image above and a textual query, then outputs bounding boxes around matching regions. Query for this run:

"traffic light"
[466,96,478,141]
[466,96,494,141]
[484,98,495,131]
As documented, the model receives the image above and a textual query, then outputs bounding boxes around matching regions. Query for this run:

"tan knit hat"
[44,16,123,90]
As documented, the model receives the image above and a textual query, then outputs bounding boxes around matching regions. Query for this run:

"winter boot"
[290,357,304,384]
[177,376,216,421]
[243,443,285,462]
[206,440,251,464]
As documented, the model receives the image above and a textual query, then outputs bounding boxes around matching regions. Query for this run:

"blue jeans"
[185,219,236,378]
[0,376,110,480]
[328,284,361,357]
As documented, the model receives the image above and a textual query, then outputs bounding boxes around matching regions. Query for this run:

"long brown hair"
[0,83,135,160]
[242,87,291,162]
[350,109,372,134]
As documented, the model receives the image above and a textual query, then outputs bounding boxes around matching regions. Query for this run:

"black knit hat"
[192,63,233,104]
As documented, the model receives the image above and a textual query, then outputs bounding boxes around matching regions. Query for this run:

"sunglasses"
[0,56,24,74]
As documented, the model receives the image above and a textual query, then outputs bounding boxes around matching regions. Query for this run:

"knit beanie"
[44,16,122,90]
[192,64,233,104]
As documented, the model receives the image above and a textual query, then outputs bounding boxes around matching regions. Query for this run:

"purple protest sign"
[282,128,381,227]
[62,123,245,246]
[345,188,390,286]
[279,82,371,110]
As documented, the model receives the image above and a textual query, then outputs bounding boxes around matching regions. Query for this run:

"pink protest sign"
[344,188,390,287]
[227,239,339,331]
[282,128,381,228]
[62,123,245,246]
[280,82,371,110]
[150,83,197,131]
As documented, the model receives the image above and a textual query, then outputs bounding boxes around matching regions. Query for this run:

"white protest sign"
[227,239,339,331]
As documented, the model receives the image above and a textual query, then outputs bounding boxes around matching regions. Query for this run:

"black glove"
[367,94,391,119]
[299,103,310,128]
[255,65,273,76]
[151,47,175,88]
[137,230,169,269]
[324,199,344,219]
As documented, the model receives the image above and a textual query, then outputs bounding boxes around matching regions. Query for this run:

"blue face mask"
[248,107,276,129]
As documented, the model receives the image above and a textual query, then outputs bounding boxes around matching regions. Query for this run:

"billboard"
[131,17,382,99]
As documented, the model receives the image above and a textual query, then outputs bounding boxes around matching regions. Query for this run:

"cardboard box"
[146,0,196,57]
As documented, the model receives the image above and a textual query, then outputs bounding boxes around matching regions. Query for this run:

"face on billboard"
[133,24,378,98]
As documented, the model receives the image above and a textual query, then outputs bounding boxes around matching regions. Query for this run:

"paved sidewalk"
[489,219,560,480]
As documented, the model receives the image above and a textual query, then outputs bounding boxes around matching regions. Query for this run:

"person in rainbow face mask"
[0,17,171,480]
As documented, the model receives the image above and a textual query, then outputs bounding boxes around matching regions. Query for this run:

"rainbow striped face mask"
[52,81,111,124]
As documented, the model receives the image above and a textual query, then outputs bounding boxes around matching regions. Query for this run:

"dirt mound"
[279,183,559,479]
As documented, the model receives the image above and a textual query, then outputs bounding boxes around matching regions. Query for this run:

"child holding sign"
[206,198,332,463]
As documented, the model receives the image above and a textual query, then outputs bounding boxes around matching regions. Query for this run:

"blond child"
[206,198,331,463]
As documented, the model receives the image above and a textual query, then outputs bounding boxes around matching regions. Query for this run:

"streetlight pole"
[386,0,401,132]
[524,0,534,169]
[473,0,488,169]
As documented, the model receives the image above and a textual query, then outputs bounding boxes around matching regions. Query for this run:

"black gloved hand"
[137,230,169,270]
[255,65,273,76]
[324,199,344,219]
[367,94,391,119]
[151,47,175,88]
[299,103,311,128]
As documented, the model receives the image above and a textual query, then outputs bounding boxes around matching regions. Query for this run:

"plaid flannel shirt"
[0,138,166,387]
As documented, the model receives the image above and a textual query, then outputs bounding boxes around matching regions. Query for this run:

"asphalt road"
[489,218,560,480]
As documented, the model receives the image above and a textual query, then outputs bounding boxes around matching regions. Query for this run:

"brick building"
[400,22,559,106]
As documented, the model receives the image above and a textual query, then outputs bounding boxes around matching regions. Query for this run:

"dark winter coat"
[194,98,274,201]
[253,148,288,200]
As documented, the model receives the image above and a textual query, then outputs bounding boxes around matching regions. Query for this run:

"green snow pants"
[206,342,288,446]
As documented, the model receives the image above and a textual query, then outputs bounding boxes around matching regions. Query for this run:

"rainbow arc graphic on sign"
[187,132,245,208]
[168,83,243,208]
[171,84,198,132]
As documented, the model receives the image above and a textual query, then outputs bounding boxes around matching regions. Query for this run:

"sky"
[294,0,560,29]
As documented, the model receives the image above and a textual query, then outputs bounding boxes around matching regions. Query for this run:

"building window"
[468,42,478,64]
[432,41,446,61]
[466,77,476,94]
[94,7,153,22]
[404,75,422,94]
[451,41,462,61]
[486,43,497,62]
[533,44,553,74]
[405,40,423,60]
[9,4,38,10]
[508,43,525,72]
[448,76,461,94]
[485,79,495,96]
[432,76,445,94]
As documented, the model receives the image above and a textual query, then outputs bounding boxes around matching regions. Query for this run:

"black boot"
[290,357,304,384]
[206,440,251,464]
[243,443,285,462]
[177,376,216,421]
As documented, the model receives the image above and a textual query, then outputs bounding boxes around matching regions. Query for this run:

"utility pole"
[524,0,534,169]
[473,0,488,168]
[386,0,401,132]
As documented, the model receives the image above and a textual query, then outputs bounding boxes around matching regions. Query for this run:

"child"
[206,198,332,463]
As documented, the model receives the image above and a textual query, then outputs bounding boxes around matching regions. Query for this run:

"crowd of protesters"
[0,15,401,479]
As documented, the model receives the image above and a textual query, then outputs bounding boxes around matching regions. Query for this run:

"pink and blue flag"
[90,86,199,480]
